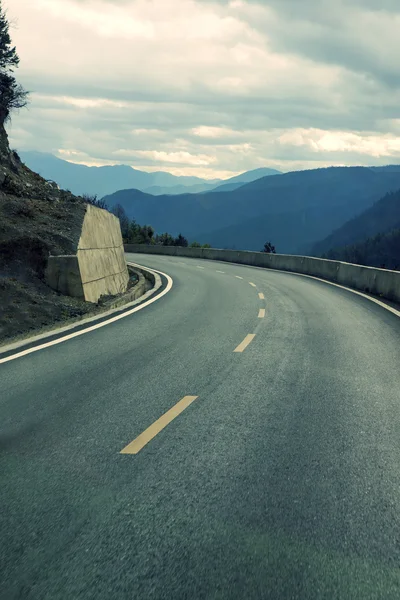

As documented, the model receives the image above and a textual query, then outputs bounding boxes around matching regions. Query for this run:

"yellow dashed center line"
[249,282,257,287]
[120,396,199,455]
[258,292,265,300]
[234,334,256,353]
[235,276,243,280]
[258,308,265,318]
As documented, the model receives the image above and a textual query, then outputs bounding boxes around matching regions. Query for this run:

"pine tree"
[262,241,276,254]
[0,2,28,121]
[175,233,188,247]
[0,5,19,71]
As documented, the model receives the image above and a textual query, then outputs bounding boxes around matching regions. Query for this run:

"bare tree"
[110,203,130,239]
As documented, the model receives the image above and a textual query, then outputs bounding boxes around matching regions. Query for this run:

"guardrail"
[124,244,400,305]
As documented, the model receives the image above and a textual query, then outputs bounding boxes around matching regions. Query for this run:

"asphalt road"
[1,253,400,600]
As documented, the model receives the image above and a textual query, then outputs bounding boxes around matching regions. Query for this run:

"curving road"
[1,253,400,600]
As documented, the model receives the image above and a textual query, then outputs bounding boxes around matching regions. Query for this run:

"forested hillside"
[323,229,400,270]
[104,166,400,254]
[311,189,400,256]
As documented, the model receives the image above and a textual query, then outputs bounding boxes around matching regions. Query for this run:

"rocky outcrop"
[0,111,129,345]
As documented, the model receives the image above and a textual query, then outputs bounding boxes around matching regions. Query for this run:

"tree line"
[85,194,278,252]
[323,228,400,270]
[84,195,211,248]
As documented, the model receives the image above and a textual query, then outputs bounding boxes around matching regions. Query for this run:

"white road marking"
[249,282,257,288]
[143,255,400,319]
[0,264,173,365]
[232,261,400,319]
[197,266,205,269]
[252,267,400,318]
[216,270,225,274]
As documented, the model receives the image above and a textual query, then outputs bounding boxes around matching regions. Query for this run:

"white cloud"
[133,150,217,166]
[5,0,400,178]
[279,129,400,157]
[35,0,155,39]
[192,126,237,138]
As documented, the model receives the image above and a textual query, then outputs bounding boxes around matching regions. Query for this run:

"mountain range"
[17,150,400,264]
[18,151,280,198]
[311,188,400,256]
[211,168,281,192]
[311,189,400,269]
[103,166,400,254]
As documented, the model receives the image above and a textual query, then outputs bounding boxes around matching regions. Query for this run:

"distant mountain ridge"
[311,188,400,256]
[211,167,281,193]
[309,188,400,268]
[18,151,280,198]
[18,151,221,198]
[103,165,400,254]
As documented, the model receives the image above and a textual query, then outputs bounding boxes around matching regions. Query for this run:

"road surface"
[1,253,400,599]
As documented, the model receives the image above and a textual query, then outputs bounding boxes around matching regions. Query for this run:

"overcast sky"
[6,0,400,179]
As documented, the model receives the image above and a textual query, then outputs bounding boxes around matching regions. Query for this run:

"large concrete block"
[45,255,85,299]
[82,269,130,303]
[46,204,129,303]
[76,205,129,302]
[78,203,122,249]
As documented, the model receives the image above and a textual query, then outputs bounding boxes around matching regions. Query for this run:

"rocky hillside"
[0,123,103,345]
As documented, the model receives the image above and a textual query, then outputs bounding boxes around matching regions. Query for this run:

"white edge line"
[271,269,400,318]
[139,255,400,319]
[0,263,173,365]
[1,266,162,355]
[221,260,400,318]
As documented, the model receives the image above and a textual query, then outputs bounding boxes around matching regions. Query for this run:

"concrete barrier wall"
[77,204,129,302]
[45,255,84,299]
[46,204,129,303]
[124,244,400,304]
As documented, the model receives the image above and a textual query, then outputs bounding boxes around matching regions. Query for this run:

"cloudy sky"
[6,0,400,179]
